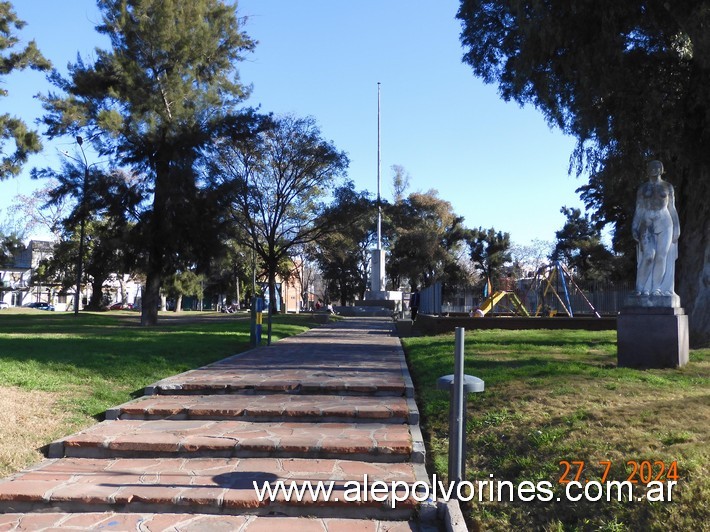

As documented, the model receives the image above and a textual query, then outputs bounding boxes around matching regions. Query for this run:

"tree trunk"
[676,165,710,347]
[175,294,183,312]
[267,266,277,346]
[339,277,347,306]
[141,161,171,327]
[87,275,104,310]
[268,268,278,314]
[141,272,160,326]
[119,277,127,304]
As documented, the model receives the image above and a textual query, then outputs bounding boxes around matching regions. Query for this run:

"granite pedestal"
[617,297,689,368]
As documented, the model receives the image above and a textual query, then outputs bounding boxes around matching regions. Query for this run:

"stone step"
[143,327,411,398]
[0,457,420,520]
[106,394,418,424]
[147,379,409,397]
[0,513,423,531]
[48,420,423,464]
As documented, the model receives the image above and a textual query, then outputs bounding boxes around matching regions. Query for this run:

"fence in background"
[434,280,633,316]
[419,282,443,315]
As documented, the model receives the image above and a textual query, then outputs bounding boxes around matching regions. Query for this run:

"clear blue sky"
[0,0,584,246]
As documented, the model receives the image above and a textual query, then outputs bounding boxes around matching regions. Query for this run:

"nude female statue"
[631,160,680,296]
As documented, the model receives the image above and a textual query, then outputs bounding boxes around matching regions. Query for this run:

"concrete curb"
[394,320,470,531]
[438,499,468,532]
[409,423,426,464]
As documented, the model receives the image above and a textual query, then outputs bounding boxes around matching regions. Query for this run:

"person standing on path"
[409,288,420,321]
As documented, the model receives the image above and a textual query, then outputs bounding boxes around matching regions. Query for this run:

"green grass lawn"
[402,329,709,532]
[0,310,318,474]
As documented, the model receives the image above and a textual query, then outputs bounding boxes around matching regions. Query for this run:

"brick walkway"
[0,317,435,530]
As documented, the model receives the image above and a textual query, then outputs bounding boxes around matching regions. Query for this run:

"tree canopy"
[387,189,469,290]
[467,226,512,288]
[458,0,710,344]
[212,113,348,334]
[551,206,619,283]
[0,1,50,178]
[0,232,22,266]
[313,182,376,305]
[33,162,144,310]
[38,0,256,325]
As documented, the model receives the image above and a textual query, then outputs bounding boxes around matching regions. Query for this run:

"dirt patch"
[0,386,68,477]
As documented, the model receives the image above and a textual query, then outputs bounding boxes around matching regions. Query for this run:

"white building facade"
[0,240,141,311]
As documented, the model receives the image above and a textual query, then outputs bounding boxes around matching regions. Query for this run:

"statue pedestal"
[617,305,689,368]
[624,293,681,308]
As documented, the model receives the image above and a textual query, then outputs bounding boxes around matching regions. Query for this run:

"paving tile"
[0,513,422,531]
[146,320,409,397]
[0,457,418,518]
[0,480,51,503]
[108,394,411,423]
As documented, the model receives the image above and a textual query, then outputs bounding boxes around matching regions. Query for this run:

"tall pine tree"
[39,0,255,325]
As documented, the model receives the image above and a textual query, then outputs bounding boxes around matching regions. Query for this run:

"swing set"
[475,262,601,317]
[526,261,600,318]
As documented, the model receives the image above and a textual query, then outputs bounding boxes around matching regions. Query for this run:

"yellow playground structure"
[478,290,529,316]
[476,262,600,318]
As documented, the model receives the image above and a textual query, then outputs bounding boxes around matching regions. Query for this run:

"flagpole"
[377,81,382,250]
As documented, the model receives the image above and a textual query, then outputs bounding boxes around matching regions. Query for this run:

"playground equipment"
[527,262,600,318]
[479,290,530,316]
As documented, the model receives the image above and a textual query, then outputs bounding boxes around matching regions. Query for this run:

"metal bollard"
[437,327,485,487]
[250,297,264,347]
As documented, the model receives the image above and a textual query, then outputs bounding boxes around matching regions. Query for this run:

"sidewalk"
[0,317,439,530]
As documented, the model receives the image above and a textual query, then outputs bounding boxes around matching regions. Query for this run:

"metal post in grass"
[437,327,485,488]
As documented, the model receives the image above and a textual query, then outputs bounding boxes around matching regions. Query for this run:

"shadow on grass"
[0,312,314,391]
[408,353,621,389]
[447,327,615,343]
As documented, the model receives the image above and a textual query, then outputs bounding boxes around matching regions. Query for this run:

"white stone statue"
[631,160,680,296]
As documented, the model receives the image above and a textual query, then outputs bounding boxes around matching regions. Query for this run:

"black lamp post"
[74,136,89,316]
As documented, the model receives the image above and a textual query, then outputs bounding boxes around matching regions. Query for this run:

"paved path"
[0,318,435,530]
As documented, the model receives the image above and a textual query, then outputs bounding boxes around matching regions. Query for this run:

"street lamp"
[74,136,89,316]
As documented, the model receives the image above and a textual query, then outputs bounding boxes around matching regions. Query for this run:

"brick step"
[146,377,408,397]
[48,420,423,463]
[0,513,422,531]
[0,457,419,520]
[143,335,410,398]
[106,394,417,424]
